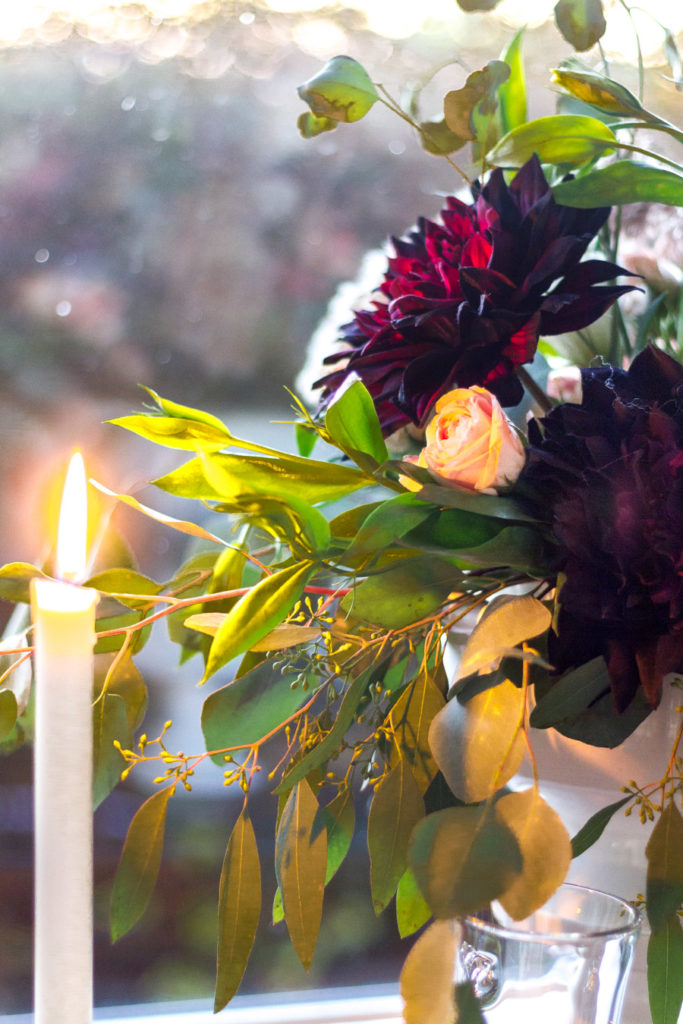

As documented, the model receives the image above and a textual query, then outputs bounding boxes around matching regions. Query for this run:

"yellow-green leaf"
[110,787,173,942]
[92,692,129,810]
[487,114,616,168]
[186,614,319,652]
[495,788,572,920]
[388,673,445,794]
[444,61,510,143]
[0,562,46,603]
[647,916,683,1024]
[214,811,261,1012]
[275,779,327,970]
[554,0,606,52]
[201,561,314,683]
[0,689,18,741]
[551,63,646,117]
[91,481,224,546]
[428,680,526,803]
[396,867,431,938]
[368,761,425,914]
[646,800,683,933]
[454,594,551,682]
[400,919,457,1024]
[297,56,378,124]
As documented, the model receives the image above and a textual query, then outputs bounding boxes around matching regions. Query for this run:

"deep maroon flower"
[314,155,634,435]
[520,346,683,711]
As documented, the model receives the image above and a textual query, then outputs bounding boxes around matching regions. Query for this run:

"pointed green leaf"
[186,614,320,651]
[648,915,683,1024]
[91,481,225,545]
[409,805,522,918]
[214,811,262,1012]
[102,650,148,731]
[0,562,46,603]
[275,780,327,970]
[530,655,609,727]
[202,561,314,683]
[86,568,162,610]
[552,162,683,208]
[443,61,510,143]
[0,689,18,741]
[298,56,378,124]
[108,414,231,453]
[343,493,435,565]
[487,114,616,168]
[202,655,311,763]
[551,63,647,118]
[495,788,572,920]
[571,796,631,858]
[341,555,462,629]
[646,800,683,933]
[455,595,551,683]
[499,30,526,134]
[92,693,129,810]
[388,673,445,794]
[554,0,606,51]
[200,450,369,505]
[400,920,457,1024]
[110,786,173,942]
[429,680,526,803]
[396,867,432,939]
[324,378,388,468]
[319,788,355,885]
[369,761,425,914]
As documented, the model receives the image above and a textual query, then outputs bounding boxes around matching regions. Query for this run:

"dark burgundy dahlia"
[520,346,683,711]
[314,155,634,435]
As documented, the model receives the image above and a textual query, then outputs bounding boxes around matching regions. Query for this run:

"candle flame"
[56,452,88,583]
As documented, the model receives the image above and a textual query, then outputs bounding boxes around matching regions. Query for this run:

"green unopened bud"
[551,64,650,120]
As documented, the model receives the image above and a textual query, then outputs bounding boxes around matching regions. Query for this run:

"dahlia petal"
[539,284,635,335]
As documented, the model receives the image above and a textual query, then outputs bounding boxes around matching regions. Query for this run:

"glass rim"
[463,882,643,943]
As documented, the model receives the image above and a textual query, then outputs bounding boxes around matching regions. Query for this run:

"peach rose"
[403,387,526,493]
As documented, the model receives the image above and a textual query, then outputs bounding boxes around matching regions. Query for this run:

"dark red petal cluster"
[520,346,683,711]
[314,155,635,435]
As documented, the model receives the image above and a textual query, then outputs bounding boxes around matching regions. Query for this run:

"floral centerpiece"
[0,2,682,1021]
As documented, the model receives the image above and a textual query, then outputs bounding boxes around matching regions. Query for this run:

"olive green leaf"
[444,61,510,143]
[400,919,458,1024]
[324,377,388,468]
[200,561,314,683]
[186,615,320,652]
[647,915,683,1024]
[456,0,503,10]
[419,118,468,155]
[92,692,129,810]
[495,788,572,920]
[410,805,522,918]
[0,562,46,603]
[455,594,551,683]
[646,800,683,933]
[91,482,225,546]
[341,555,463,630]
[318,788,355,885]
[552,163,683,209]
[199,450,369,505]
[201,654,311,764]
[86,568,162,611]
[487,114,616,168]
[110,786,173,942]
[0,689,18,742]
[554,0,606,52]
[530,654,608,728]
[275,779,327,970]
[551,63,648,118]
[570,796,631,858]
[298,111,337,138]
[298,56,379,124]
[499,29,526,135]
[388,672,445,794]
[428,680,526,803]
[396,867,432,938]
[214,810,262,1013]
[368,761,425,913]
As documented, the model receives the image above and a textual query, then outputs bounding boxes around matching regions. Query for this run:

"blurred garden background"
[0,0,681,1013]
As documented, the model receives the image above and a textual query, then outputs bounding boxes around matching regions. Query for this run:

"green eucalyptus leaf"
[499,29,527,134]
[456,595,551,683]
[409,805,522,918]
[298,56,378,124]
[443,61,510,143]
[317,788,355,885]
[399,920,457,1024]
[368,760,425,914]
[531,655,609,728]
[109,414,230,453]
[200,450,369,505]
[401,476,536,522]
[275,779,327,970]
[86,568,162,611]
[647,916,683,1024]
[646,800,683,933]
[0,562,46,603]
[201,561,314,683]
[214,810,261,1013]
[324,378,388,467]
[554,0,606,52]
[92,693,129,810]
[570,796,631,858]
[91,481,225,546]
[495,788,572,920]
[487,114,616,168]
[343,493,435,565]
[456,0,503,11]
[140,387,230,431]
[187,615,320,652]
[419,118,467,155]
[551,63,646,118]
[342,556,462,630]
[388,673,445,794]
[429,680,526,804]
[0,689,18,741]
[202,655,311,764]
[102,650,148,731]
[552,163,683,208]
[297,111,338,138]
[110,786,173,942]
[396,867,432,938]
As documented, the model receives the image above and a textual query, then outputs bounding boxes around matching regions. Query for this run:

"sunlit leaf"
[275,779,327,970]
[429,680,526,803]
[495,788,572,920]
[444,61,510,143]
[396,867,432,938]
[108,414,230,453]
[455,595,551,683]
[201,561,314,683]
[499,30,526,134]
[298,56,378,124]
[419,118,468,155]
[388,672,445,793]
[646,800,683,933]
[86,568,162,610]
[318,788,355,885]
[487,114,616,168]
[342,555,462,629]
[186,614,319,651]
[0,689,18,741]
[91,481,225,546]
[570,796,631,858]
[199,450,369,505]
[554,0,606,51]
[552,163,683,208]
[0,562,46,604]
[648,916,683,1024]
[343,493,435,566]
[456,0,503,10]
[110,786,173,942]
[92,692,129,810]
[368,761,425,913]
[324,378,388,468]
[400,919,457,1024]
[214,811,261,1012]
[551,63,646,117]
[297,111,338,137]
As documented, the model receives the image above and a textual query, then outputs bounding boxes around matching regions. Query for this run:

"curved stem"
[517,366,552,415]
